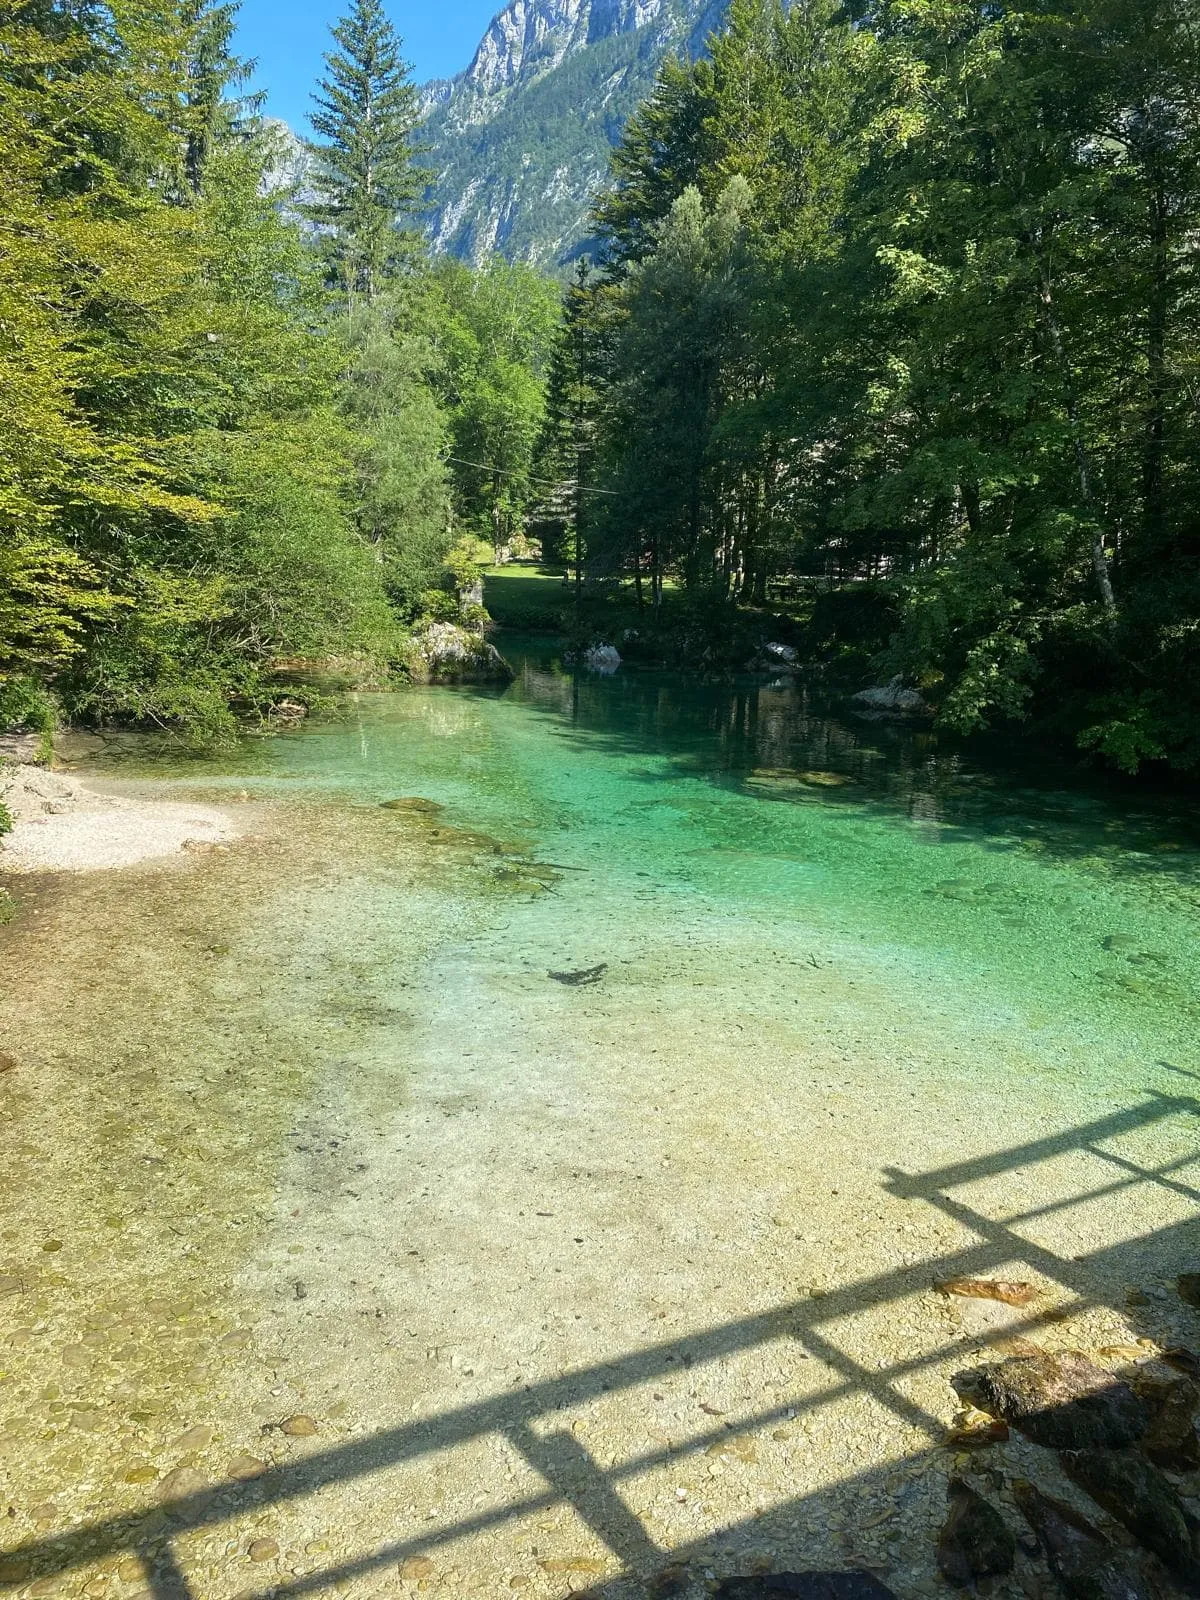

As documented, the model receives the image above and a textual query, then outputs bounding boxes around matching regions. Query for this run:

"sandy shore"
[0,762,239,871]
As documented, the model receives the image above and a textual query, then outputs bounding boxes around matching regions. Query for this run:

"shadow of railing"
[3,1089,1198,1599]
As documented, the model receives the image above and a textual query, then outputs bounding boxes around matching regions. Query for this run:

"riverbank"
[0,762,241,873]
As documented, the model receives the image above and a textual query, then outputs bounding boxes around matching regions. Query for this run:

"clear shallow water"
[125,640,1199,1089]
[5,644,1200,1600]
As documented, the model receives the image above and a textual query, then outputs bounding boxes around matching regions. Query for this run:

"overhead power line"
[442,455,620,497]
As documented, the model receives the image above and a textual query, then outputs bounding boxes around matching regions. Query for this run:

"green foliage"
[0,0,403,742]
[430,258,562,554]
[307,0,425,300]
[557,0,1200,770]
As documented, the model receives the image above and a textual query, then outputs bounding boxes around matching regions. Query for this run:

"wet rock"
[1060,1449,1198,1578]
[953,1351,1148,1448]
[1177,1276,1200,1308]
[1142,1378,1200,1470]
[583,643,621,674]
[936,1277,1039,1306]
[247,1539,279,1563]
[157,1466,206,1500]
[937,1477,1017,1585]
[1013,1480,1151,1600]
[226,1454,268,1480]
[1161,1348,1200,1378]
[280,1413,317,1437]
[714,1577,899,1600]
[173,1425,214,1451]
[851,676,929,715]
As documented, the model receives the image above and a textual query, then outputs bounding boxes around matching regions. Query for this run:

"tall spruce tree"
[307,0,423,303]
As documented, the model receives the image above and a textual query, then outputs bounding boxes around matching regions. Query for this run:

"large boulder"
[405,623,513,685]
[851,675,929,715]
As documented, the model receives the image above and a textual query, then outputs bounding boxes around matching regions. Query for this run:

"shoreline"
[0,761,241,873]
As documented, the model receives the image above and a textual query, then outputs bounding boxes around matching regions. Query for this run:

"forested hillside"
[537,0,1200,771]
[0,0,559,742]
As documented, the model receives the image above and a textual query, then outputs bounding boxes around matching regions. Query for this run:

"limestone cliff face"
[420,0,726,270]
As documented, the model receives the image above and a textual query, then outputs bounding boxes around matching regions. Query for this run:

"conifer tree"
[307,0,424,303]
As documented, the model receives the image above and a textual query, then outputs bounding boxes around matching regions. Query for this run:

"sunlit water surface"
[3,643,1199,1600]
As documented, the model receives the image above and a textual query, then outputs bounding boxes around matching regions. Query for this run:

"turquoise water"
[6,643,1200,1599]
[168,643,1200,1089]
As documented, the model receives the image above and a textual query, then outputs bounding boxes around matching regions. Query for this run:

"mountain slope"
[421,0,726,270]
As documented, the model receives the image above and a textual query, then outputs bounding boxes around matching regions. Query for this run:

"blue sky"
[234,0,502,129]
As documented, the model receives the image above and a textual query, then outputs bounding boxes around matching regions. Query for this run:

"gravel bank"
[0,762,238,871]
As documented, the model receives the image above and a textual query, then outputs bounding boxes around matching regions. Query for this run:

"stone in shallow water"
[247,1539,279,1563]
[1013,1480,1152,1600]
[1060,1449,1198,1577]
[280,1412,318,1436]
[1142,1377,1200,1469]
[936,1477,1015,1586]
[952,1351,1148,1448]
[714,1577,898,1600]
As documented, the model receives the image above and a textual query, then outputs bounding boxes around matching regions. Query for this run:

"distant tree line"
[539,0,1200,771]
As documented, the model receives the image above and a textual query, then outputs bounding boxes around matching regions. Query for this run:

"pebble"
[248,1539,279,1563]
[281,1413,318,1436]
[29,1502,57,1520]
[399,1556,435,1579]
[174,1424,214,1451]
[227,1454,268,1480]
[157,1466,206,1499]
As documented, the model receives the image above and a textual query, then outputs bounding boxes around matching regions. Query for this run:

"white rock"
[851,675,930,714]
[583,643,621,674]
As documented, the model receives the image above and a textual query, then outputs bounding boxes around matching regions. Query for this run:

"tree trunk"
[1036,267,1116,612]
[1142,173,1168,554]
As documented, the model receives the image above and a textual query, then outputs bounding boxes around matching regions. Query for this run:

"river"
[2,644,1199,1600]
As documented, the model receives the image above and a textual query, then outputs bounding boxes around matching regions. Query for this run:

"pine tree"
[307,0,424,303]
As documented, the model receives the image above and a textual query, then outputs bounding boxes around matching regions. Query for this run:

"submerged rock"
[1060,1449,1198,1577]
[548,963,607,986]
[1142,1377,1200,1470]
[405,622,513,684]
[1012,1480,1150,1600]
[937,1477,1017,1585]
[953,1351,1148,1448]
[715,1576,898,1600]
[851,676,929,715]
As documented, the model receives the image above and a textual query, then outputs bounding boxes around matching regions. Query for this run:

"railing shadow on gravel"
[3,1088,1198,1600]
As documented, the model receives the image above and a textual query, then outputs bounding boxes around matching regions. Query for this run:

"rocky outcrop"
[1060,1449,1198,1579]
[420,0,727,269]
[404,623,514,684]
